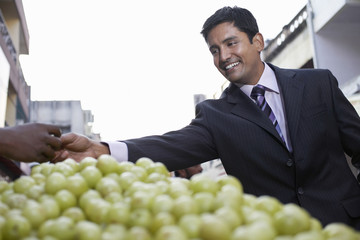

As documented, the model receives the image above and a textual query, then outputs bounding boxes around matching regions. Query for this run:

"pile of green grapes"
[0,155,359,240]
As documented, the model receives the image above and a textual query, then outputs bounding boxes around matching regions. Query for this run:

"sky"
[20,0,307,141]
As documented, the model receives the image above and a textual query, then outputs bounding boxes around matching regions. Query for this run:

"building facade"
[0,0,31,180]
[262,0,360,109]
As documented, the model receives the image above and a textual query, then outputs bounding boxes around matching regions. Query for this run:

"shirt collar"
[238,62,279,97]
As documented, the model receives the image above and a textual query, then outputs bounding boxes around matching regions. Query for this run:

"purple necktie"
[250,85,286,143]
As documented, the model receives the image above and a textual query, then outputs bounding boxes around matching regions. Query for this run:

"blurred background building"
[0,0,359,179]
[30,100,100,140]
[0,0,99,179]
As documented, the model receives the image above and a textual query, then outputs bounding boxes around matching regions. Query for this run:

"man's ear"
[253,32,264,52]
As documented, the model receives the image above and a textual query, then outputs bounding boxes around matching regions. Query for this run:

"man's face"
[206,22,264,85]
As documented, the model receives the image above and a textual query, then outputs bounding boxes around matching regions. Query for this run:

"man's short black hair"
[201,6,259,43]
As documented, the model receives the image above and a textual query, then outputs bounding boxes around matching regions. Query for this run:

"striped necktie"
[250,84,286,143]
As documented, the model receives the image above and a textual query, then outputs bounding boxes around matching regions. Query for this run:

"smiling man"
[56,6,360,229]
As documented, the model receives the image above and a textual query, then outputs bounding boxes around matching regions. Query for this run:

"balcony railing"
[0,10,17,64]
[262,5,308,62]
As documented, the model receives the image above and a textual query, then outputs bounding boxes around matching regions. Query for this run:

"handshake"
[0,123,105,164]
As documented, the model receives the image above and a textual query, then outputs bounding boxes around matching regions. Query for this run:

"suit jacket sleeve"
[328,70,360,170]
[123,102,219,171]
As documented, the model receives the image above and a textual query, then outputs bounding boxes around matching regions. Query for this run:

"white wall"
[0,49,10,127]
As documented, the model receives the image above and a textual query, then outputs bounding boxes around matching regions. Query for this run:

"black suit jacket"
[124,64,360,228]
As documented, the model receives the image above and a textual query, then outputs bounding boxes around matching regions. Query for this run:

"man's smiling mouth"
[225,62,240,70]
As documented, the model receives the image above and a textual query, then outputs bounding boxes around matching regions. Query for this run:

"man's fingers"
[46,135,62,151]
[47,125,62,137]
[51,150,69,163]
[60,133,78,146]
[41,144,56,160]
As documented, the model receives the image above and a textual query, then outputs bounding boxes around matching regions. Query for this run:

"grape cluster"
[0,155,359,240]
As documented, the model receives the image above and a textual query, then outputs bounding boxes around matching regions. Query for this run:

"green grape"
[74,220,102,240]
[323,222,358,239]
[155,225,187,240]
[29,173,46,185]
[44,172,67,195]
[54,189,77,212]
[96,154,120,175]
[5,193,27,209]
[127,208,152,228]
[135,157,154,169]
[216,174,243,191]
[39,197,61,219]
[80,165,103,188]
[172,195,198,219]
[102,223,127,240]
[0,201,10,215]
[199,214,231,240]
[117,161,135,174]
[107,201,130,224]
[95,177,121,197]
[274,203,311,236]
[130,190,154,209]
[13,176,36,194]
[104,191,123,203]
[84,198,111,224]
[189,173,219,195]
[39,162,54,176]
[3,214,31,240]
[63,158,80,172]
[22,199,47,229]
[193,191,215,213]
[118,171,139,190]
[52,162,75,177]
[61,207,86,222]
[66,174,89,197]
[78,156,98,171]
[178,214,202,238]
[127,226,152,240]
[146,162,169,176]
[78,189,101,210]
[151,194,174,214]
[46,216,76,240]
[215,206,243,230]
[130,166,148,181]
[0,180,9,193]
[150,212,176,233]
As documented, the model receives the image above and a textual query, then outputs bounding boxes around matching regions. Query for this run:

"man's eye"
[228,41,237,46]
[210,49,219,55]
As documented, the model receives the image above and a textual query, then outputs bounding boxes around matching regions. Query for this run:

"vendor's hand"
[53,132,110,163]
[0,123,62,163]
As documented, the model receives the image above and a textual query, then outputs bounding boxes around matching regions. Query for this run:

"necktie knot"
[250,85,266,101]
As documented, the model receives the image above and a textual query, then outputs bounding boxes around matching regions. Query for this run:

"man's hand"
[0,123,62,163]
[53,132,110,163]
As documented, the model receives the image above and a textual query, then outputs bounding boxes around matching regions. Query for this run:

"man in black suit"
[56,6,360,229]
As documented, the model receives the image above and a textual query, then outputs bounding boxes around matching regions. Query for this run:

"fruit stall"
[0,155,359,240]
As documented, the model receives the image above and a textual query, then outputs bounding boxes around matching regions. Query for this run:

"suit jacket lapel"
[270,64,304,147]
[224,83,287,146]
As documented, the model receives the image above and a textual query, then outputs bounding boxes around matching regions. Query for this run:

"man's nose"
[219,48,231,62]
